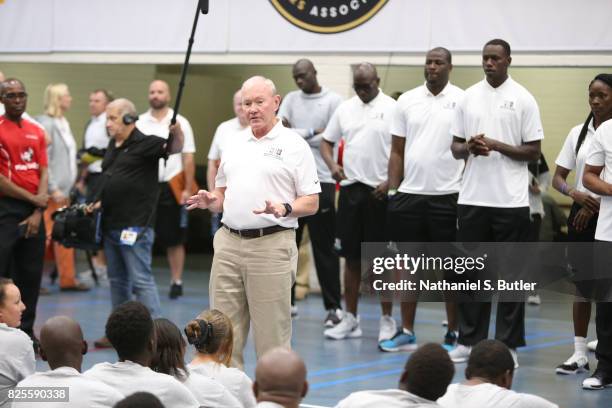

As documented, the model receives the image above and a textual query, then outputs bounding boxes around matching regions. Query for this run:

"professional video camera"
[51,204,102,250]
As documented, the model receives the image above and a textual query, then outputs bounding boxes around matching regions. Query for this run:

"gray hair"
[108,98,137,117]
[241,76,277,96]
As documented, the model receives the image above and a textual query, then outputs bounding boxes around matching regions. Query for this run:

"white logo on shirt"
[20,147,33,162]
[263,145,284,160]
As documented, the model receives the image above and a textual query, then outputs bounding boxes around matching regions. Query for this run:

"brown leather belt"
[222,224,292,239]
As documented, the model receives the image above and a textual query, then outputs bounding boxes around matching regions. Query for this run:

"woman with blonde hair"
[186,309,256,408]
[36,83,88,292]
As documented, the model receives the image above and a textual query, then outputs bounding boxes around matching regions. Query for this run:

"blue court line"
[310,368,403,390]
[309,356,406,377]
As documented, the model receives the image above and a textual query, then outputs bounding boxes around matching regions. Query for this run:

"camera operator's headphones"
[122,114,138,125]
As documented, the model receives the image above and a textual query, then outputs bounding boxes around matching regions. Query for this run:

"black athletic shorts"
[154,182,187,248]
[336,182,387,260]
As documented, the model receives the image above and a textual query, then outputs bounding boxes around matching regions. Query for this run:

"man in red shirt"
[0,78,49,347]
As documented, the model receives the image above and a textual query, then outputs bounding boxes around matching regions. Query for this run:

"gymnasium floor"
[33,254,608,408]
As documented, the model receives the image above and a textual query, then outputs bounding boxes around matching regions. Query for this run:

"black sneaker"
[583,368,612,390]
[324,309,342,327]
[169,283,183,299]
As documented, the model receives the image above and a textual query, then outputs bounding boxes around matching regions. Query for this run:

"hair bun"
[184,319,213,349]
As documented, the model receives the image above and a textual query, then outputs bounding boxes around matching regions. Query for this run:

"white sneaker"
[449,344,472,363]
[290,305,299,318]
[556,353,589,375]
[527,294,541,305]
[510,349,519,369]
[588,340,598,352]
[324,313,362,340]
[378,315,397,342]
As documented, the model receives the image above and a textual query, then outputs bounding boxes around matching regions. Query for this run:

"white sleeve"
[555,128,578,171]
[278,92,292,122]
[168,380,200,408]
[450,97,466,140]
[586,131,605,166]
[390,101,407,138]
[294,141,322,196]
[178,116,196,154]
[208,125,223,160]
[322,106,343,143]
[521,95,545,143]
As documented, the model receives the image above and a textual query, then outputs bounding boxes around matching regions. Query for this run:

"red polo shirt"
[0,115,48,195]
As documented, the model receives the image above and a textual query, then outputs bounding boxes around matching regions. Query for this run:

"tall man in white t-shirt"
[137,80,197,300]
[187,76,320,368]
[449,39,543,365]
[279,59,344,326]
[582,116,612,390]
[384,48,464,352]
[207,90,248,235]
[321,63,397,341]
[15,316,124,407]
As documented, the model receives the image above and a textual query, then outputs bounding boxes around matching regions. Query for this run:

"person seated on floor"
[114,392,165,408]
[438,339,560,408]
[335,343,454,407]
[253,347,308,408]
[14,316,123,407]
[84,301,199,408]
[0,278,35,406]
[151,318,242,408]
[186,309,257,408]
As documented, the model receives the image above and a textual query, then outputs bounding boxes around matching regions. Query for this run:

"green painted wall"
[2,62,608,204]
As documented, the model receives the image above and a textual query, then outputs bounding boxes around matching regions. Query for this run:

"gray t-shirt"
[278,87,343,184]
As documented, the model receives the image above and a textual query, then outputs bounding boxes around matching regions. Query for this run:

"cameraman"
[93,98,183,349]
[0,78,49,347]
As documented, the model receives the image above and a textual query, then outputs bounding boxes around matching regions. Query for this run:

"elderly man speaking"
[187,76,320,367]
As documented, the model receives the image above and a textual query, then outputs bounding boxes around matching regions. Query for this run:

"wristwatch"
[387,188,398,197]
[282,202,293,217]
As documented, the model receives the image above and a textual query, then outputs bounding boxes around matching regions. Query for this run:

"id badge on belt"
[119,227,141,246]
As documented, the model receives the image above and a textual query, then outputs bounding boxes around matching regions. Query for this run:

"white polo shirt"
[323,91,395,188]
[137,108,196,182]
[438,383,559,408]
[392,82,465,195]
[208,117,245,161]
[216,120,320,230]
[0,324,35,407]
[84,113,109,174]
[556,119,597,195]
[188,361,257,408]
[14,366,123,408]
[84,361,199,408]
[586,119,612,241]
[451,76,544,207]
[335,389,438,407]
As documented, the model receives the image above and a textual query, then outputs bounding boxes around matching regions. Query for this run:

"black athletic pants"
[456,204,530,349]
[292,182,341,310]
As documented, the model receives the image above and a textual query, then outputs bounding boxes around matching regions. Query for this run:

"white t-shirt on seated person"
[14,366,123,408]
[216,120,320,230]
[84,360,199,408]
[178,368,242,408]
[335,388,439,408]
[438,383,559,408]
[322,91,396,188]
[451,76,544,208]
[0,324,35,407]
[188,361,257,408]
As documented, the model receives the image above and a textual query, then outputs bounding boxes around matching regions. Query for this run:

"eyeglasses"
[2,92,28,100]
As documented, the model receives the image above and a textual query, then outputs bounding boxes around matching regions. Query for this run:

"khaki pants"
[210,227,297,368]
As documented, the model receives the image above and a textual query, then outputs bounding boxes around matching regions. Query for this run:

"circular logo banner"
[269,0,389,34]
